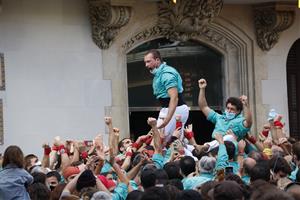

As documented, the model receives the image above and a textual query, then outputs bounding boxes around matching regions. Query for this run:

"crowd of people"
[0,49,300,200]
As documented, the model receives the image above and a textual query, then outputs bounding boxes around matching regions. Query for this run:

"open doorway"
[287,38,300,140]
[127,38,223,144]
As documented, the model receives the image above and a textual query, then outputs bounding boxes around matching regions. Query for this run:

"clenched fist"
[198,79,207,89]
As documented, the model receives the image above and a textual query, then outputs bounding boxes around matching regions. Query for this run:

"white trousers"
[157,104,189,141]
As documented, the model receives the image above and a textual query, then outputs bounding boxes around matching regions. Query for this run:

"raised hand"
[104,117,112,125]
[184,124,193,133]
[198,79,207,89]
[147,117,157,128]
[239,95,248,106]
[113,128,120,136]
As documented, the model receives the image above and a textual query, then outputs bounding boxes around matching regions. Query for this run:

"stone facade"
[0,0,299,155]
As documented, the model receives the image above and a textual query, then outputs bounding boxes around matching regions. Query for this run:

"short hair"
[198,156,216,174]
[163,162,182,180]
[32,172,47,184]
[269,155,292,175]
[145,49,162,61]
[164,185,181,200]
[2,145,24,168]
[249,161,270,182]
[175,190,202,200]
[154,169,169,185]
[179,156,196,177]
[126,190,143,200]
[141,187,170,200]
[226,97,243,112]
[167,179,184,190]
[28,183,51,200]
[213,181,244,200]
[24,154,38,171]
[224,141,236,160]
[46,171,62,182]
[200,181,218,199]
[141,169,156,189]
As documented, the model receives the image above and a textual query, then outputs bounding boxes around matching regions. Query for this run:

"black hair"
[224,141,236,160]
[163,162,182,180]
[226,97,243,113]
[141,187,170,200]
[126,190,143,200]
[32,172,47,185]
[46,171,62,182]
[28,183,51,200]
[154,169,169,186]
[167,179,184,190]
[249,161,271,182]
[179,156,195,177]
[175,189,202,200]
[269,155,292,175]
[141,169,156,189]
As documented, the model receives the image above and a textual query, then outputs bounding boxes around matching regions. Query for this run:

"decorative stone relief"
[123,24,234,52]
[157,0,223,41]
[87,0,132,49]
[254,2,295,51]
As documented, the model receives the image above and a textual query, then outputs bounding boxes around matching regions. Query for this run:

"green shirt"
[152,62,183,99]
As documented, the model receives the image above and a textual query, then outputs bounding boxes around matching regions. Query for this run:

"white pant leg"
[157,105,189,141]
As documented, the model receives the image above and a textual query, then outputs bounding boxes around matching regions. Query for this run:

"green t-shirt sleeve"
[161,72,177,91]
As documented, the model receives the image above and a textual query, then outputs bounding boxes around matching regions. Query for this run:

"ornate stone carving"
[157,0,223,41]
[87,0,131,49]
[254,2,295,51]
[123,24,233,52]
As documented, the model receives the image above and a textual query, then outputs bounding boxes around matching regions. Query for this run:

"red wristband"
[261,130,269,137]
[52,146,59,151]
[176,121,182,129]
[248,135,257,144]
[132,142,141,149]
[81,151,88,159]
[58,145,65,151]
[184,131,194,140]
[126,151,133,157]
[145,137,152,145]
[44,147,51,156]
[140,135,150,143]
[274,121,283,128]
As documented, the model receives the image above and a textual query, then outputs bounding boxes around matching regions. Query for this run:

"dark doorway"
[287,38,300,140]
[127,38,223,144]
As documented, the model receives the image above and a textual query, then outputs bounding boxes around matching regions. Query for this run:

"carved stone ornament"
[122,24,234,52]
[157,0,223,41]
[87,0,131,49]
[254,2,295,51]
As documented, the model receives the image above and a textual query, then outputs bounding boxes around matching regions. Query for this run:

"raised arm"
[240,95,252,128]
[157,87,178,129]
[148,117,163,154]
[198,79,212,117]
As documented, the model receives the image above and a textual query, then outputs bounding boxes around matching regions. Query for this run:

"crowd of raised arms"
[1,79,300,200]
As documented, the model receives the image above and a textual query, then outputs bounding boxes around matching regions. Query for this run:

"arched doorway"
[127,38,223,143]
[287,38,300,140]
